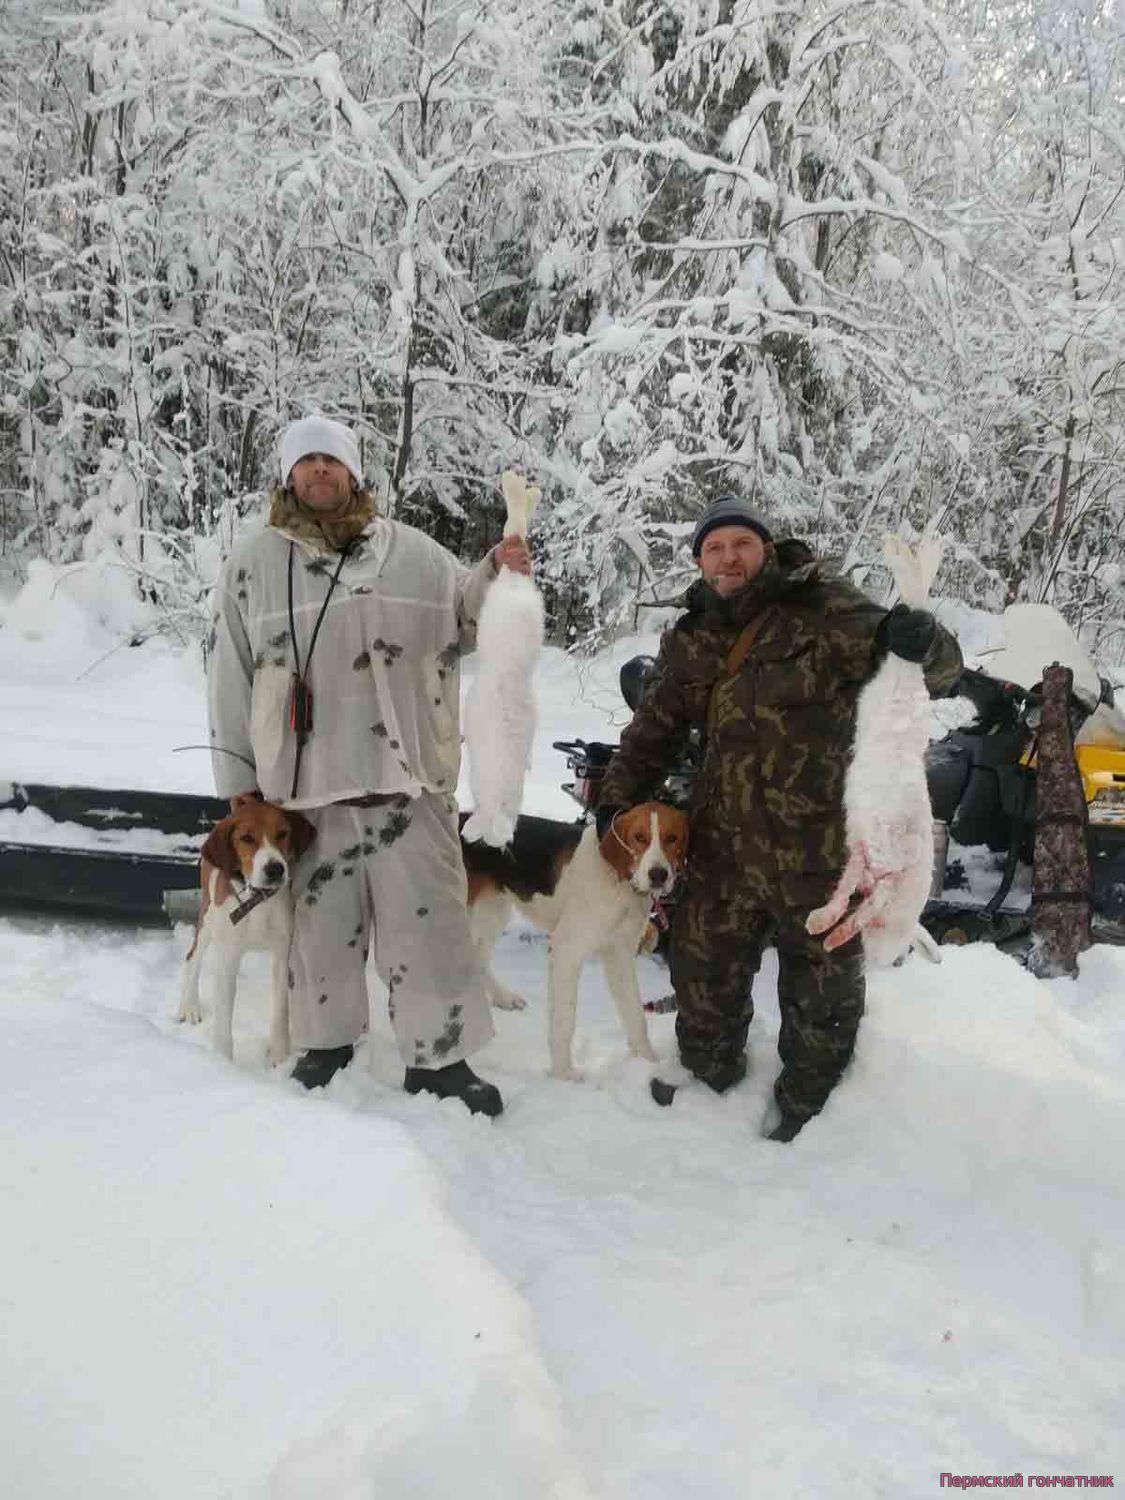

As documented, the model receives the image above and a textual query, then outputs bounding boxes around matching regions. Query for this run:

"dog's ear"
[599,807,638,882]
[657,807,690,866]
[286,810,316,859]
[201,816,240,877]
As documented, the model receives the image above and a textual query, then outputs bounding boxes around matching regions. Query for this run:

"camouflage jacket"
[598,540,963,912]
[208,519,496,808]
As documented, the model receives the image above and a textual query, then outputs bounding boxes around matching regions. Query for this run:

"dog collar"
[228,881,281,927]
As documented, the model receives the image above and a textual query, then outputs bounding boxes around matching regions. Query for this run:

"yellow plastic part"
[1077,743,1125,778]
[1078,744,1125,825]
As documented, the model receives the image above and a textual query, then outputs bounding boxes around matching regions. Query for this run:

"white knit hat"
[279,416,363,487]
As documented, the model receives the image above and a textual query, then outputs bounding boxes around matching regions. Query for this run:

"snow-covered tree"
[2,0,1122,658]
[3,0,581,610]
[937,0,1125,657]
[526,0,989,638]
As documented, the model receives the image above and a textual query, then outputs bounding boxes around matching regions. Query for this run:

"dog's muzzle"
[634,863,674,895]
[251,852,289,891]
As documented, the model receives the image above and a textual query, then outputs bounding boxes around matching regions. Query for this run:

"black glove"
[595,804,623,839]
[878,603,937,664]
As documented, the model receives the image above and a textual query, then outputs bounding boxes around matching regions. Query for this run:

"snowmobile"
[921,663,1125,945]
[553,608,1125,950]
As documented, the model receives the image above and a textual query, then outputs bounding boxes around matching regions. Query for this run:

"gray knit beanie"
[690,496,773,557]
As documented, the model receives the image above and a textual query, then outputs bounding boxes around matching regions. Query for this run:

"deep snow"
[0,558,1122,1498]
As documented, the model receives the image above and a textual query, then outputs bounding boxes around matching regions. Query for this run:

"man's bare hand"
[229,791,263,813]
[493,535,533,576]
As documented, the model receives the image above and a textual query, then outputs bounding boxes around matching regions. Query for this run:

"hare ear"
[882,532,944,609]
[201,817,240,877]
[286,810,316,859]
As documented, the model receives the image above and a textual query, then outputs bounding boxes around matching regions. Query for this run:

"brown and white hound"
[175,801,315,1064]
[460,802,689,1078]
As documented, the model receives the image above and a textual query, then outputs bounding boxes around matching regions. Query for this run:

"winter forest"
[3,0,1124,657]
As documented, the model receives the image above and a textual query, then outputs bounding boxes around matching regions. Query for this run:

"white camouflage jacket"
[207,518,497,808]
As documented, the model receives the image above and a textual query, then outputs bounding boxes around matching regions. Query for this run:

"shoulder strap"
[706,606,775,733]
[724,607,774,677]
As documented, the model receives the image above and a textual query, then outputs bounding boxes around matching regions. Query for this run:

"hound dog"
[461,803,689,1078]
[175,801,315,1063]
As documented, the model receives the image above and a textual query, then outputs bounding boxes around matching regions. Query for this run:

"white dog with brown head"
[462,801,689,1078]
[175,801,315,1063]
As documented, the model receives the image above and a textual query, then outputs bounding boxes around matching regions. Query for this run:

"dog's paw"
[175,1003,203,1026]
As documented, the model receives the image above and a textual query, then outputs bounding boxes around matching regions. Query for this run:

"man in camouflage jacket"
[596,497,962,1141]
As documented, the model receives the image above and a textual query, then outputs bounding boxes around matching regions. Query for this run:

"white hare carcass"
[462,472,545,848]
[805,535,944,965]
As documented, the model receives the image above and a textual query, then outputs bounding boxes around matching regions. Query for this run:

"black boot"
[403,1059,503,1118]
[650,1053,747,1108]
[706,1055,747,1094]
[767,1111,807,1143]
[650,1076,678,1107]
[291,1044,354,1090]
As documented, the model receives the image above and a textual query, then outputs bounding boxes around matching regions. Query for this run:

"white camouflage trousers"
[287,791,494,1066]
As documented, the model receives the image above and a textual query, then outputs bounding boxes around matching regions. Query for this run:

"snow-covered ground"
[1,558,1123,1498]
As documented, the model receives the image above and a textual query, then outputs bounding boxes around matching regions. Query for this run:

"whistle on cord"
[288,674,313,735]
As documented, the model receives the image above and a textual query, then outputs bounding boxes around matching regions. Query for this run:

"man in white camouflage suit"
[208,415,528,1112]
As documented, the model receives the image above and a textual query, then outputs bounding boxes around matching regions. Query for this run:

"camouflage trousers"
[668,877,865,1121]
[288,791,494,1066]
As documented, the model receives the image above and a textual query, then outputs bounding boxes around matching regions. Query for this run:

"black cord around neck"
[287,540,354,798]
